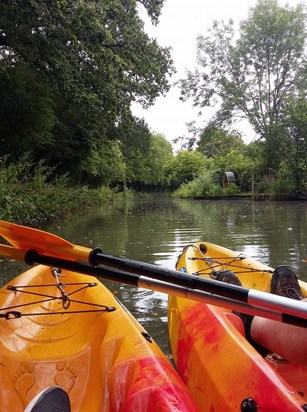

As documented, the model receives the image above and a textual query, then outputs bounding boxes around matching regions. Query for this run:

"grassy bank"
[0,156,127,226]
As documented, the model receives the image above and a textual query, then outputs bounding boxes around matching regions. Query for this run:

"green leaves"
[180,0,307,140]
[0,64,55,159]
[0,0,174,186]
[166,151,206,189]
[178,0,307,198]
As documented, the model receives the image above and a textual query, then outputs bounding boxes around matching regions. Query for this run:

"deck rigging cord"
[188,250,273,276]
[0,267,116,319]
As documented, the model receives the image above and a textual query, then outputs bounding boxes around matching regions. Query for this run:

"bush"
[270,178,296,200]
[173,172,223,198]
[223,183,239,195]
[0,156,116,225]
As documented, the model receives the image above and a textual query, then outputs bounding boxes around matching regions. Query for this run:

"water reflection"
[1,197,306,352]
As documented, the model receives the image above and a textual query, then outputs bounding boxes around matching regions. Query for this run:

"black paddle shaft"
[25,250,246,302]
[23,249,307,328]
[88,248,249,302]
[25,250,143,287]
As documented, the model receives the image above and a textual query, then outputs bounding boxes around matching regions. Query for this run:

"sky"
[132,0,303,148]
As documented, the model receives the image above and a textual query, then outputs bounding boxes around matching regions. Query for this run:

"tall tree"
[0,0,172,106]
[0,63,55,159]
[197,126,244,158]
[180,0,307,153]
[166,151,206,189]
[142,133,173,187]
[0,0,174,180]
[277,94,307,195]
[114,117,152,186]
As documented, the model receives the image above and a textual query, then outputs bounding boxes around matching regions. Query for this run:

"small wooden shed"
[223,171,237,189]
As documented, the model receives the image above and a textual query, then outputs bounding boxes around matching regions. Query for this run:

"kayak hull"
[168,242,307,411]
[0,265,198,412]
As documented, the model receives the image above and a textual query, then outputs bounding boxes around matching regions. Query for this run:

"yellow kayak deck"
[0,265,198,412]
[168,242,307,411]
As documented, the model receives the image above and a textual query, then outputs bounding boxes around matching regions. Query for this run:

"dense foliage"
[178,0,307,198]
[0,0,174,186]
[0,0,306,224]
[0,155,112,225]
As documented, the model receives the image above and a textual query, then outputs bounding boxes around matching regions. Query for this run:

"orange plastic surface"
[0,220,90,261]
[0,265,199,412]
[168,242,307,411]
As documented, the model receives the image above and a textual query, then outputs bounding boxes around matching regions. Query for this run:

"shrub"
[173,171,223,198]
[0,156,115,225]
[223,183,239,195]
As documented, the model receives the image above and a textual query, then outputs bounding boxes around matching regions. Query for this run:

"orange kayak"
[168,242,307,411]
[0,265,199,412]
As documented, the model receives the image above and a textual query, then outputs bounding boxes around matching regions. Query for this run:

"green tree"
[0,0,174,181]
[120,129,174,190]
[180,0,307,160]
[0,63,55,159]
[79,139,126,187]
[197,126,244,158]
[166,151,206,189]
[142,133,174,187]
[277,95,307,195]
[212,148,257,192]
[0,0,172,106]
[115,117,151,186]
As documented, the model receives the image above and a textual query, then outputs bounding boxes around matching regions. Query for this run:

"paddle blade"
[0,221,90,261]
[0,244,26,261]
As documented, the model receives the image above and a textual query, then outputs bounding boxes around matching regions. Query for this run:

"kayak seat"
[24,386,70,412]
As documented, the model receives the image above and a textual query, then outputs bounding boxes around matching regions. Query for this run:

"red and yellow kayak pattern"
[168,242,307,411]
[0,265,199,412]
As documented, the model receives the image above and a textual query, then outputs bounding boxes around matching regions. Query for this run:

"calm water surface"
[1,197,307,353]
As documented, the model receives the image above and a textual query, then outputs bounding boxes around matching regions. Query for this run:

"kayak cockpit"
[0,265,199,411]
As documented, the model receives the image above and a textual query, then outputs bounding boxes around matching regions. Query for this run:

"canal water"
[1,197,306,353]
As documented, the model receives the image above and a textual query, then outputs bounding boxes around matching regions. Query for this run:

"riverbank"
[193,193,271,201]
[0,183,130,226]
[0,155,138,226]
